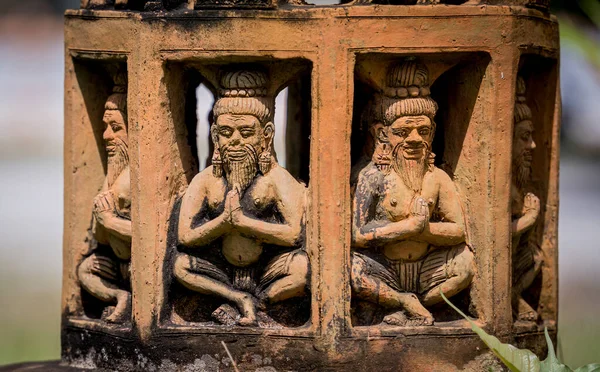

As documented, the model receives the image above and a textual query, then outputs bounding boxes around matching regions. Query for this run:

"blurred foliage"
[0,272,61,365]
[558,0,600,71]
[442,291,600,372]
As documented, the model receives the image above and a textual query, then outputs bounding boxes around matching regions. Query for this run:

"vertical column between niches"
[311,32,352,349]
[63,51,85,318]
[489,46,520,337]
[542,77,560,323]
[128,28,161,342]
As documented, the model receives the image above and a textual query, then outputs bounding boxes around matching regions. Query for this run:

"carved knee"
[77,255,95,282]
[173,253,190,281]
[350,254,368,292]
[532,248,543,274]
[454,247,475,287]
[289,252,309,282]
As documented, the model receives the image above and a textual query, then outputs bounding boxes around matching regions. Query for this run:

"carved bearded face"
[388,115,433,192]
[388,115,433,160]
[513,120,536,188]
[215,113,267,191]
[103,109,129,187]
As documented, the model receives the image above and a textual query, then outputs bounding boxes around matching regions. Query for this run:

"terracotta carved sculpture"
[174,69,309,327]
[77,82,132,324]
[350,60,475,326]
[511,76,543,322]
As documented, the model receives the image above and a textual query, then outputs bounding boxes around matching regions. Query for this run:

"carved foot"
[104,292,131,323]
[516,297,539,322]
[237,294,258,326]
[212,304,240,326]
[383,310,434,326]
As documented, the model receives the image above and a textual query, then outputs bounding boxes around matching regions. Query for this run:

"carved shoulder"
[268,164,307,195]
[356,162,383,197]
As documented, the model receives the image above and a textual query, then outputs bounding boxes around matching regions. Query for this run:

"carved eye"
[240,129,255,138]
[418,128,430,136]
[393,129,408,137]
[219,128,233,137]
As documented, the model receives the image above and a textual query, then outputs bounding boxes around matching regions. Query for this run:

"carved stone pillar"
[62,0,559,370]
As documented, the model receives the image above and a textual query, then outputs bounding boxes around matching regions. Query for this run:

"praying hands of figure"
[93,190,117,227]
[512,192,540,237]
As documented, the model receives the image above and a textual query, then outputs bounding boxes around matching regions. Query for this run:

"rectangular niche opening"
[68,56,131,326]
[512,54,558,330]
[161,58,313,330]
[349,52,491,329]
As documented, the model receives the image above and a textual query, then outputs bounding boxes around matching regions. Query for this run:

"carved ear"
[377,125,390,143]
[210,123,219,146]
[210,123,223,178]
[263,121,275,150]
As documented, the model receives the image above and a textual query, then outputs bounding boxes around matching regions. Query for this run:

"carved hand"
[93,191,116,226]
[90,255,118,281]
[228,188,244,227]
[523,192,540,220]
[409,196,430,235]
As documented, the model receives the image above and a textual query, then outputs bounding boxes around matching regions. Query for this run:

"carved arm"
[178,172,230,248]
[233,169,306,247]
[413,171,466,247]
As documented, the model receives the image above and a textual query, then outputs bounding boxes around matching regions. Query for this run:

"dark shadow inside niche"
[162,59,312,328]
[513,55,558,322]
[430,53,491,177]
[73,58,129,321]
[350,53,490,327]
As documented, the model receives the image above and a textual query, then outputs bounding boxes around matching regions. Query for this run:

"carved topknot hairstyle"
[213,69,274,124]
[514,76,533,124]
[382,59,438,125]
[105,69,127,125]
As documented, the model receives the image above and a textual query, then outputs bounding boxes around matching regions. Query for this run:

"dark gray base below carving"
[61,324,555,371]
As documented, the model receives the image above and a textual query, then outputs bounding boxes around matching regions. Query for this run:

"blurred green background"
[0,0,599,369]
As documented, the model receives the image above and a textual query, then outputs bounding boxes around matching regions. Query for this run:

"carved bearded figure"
[511,77,543,322]
[174,69,309,327]
[77,84,132,323]
[351,60,475,326]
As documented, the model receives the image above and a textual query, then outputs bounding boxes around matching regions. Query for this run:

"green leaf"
[441,291,541,372]
[540,327,571,372]
[574,364,600,372]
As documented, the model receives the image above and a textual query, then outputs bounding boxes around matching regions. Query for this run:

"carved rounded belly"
[383,240,429,261]
[222,233,263,267]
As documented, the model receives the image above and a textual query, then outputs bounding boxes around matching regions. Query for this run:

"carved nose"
[103,127,113,142]
[230,131,242,144]
[406,129,421,143]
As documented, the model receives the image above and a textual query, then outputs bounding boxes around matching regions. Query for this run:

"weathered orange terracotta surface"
[62,2,560,370]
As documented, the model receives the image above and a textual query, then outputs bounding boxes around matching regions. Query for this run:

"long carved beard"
[514,155,531,190]
[223,144,259,192]
[392,143,429,193]
[107,138,129,188]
